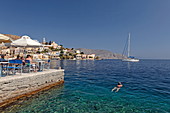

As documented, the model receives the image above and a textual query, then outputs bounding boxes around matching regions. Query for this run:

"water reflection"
[50,60,61,69]
[59,60,95,71]
[127,62,131,70]
[75,60,81,69]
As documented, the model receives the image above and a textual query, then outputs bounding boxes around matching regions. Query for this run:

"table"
[0,62,9,77]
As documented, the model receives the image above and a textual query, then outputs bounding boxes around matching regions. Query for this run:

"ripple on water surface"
[1,60,170,113]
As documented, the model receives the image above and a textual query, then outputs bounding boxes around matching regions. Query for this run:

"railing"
[0,59,51,77]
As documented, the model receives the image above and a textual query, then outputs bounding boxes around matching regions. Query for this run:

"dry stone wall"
[0,69,64,104]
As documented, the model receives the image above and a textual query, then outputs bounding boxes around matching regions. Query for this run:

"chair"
[5,60,16,75]
[24,60,31,73]
[1,62,10,76]
[5,60,23,75]
[14,60,23,74]
[24,60,37,73]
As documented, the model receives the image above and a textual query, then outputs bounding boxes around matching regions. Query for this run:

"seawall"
[0,69,64,107]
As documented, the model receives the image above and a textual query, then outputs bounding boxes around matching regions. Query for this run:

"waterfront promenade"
[0,69,64,108]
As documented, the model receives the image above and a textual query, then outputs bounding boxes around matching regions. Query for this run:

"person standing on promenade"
[111,82,123,92]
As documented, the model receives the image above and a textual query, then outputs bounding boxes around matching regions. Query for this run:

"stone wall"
[0,69,64,107]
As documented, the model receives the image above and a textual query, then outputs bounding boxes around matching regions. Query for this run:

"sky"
[0,0,170,59]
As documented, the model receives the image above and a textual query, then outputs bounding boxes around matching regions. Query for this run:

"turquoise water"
[1,60,170,113]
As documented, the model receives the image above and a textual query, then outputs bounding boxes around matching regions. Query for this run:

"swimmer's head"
[118,82,122,85]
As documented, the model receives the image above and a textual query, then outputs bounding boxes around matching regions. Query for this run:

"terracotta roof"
[3,34,21,40]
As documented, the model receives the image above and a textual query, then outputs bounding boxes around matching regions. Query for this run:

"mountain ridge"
[77,48,124,59]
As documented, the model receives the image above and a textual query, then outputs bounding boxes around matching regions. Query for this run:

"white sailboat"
[122,33,139,62]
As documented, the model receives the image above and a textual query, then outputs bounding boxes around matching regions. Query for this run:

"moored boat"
[122,33,139,62]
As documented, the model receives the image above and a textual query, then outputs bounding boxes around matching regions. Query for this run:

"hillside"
[77,48,124,59]
[3,34,21,40]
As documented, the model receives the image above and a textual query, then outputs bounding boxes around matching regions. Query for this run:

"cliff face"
[77,48,124,59]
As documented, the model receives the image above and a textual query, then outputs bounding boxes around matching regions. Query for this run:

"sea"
[1,60,170,113]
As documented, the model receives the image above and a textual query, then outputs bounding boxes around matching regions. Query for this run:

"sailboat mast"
[128,33,130,57]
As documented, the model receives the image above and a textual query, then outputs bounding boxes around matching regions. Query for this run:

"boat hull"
[122,59,139,62]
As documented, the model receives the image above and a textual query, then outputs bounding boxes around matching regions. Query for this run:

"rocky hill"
[3,34,21,40]
[77,48,124,59]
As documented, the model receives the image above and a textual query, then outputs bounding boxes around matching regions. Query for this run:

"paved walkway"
[0,69,64,82]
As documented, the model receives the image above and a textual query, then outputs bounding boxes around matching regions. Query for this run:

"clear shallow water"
[2,60,170,113]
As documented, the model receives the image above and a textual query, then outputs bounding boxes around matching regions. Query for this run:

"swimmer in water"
[111,82,123,92]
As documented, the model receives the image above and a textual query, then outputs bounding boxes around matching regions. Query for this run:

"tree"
[49,41,52,45]
[45,42,49,45]
[49,47,53,50]
[95,56,100,60]
[60,45,64,50]
[89,56,93,58]
[80,52,84,54]
[60,50,64,54]
[69,53,73,56]
[36,51,41,54]
[55,48,59,51]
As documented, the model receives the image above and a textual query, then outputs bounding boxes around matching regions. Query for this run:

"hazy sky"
[0,0,170,59]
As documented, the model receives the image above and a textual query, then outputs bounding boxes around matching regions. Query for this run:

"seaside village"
[0,33,96,76]
[0,34,96,61]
